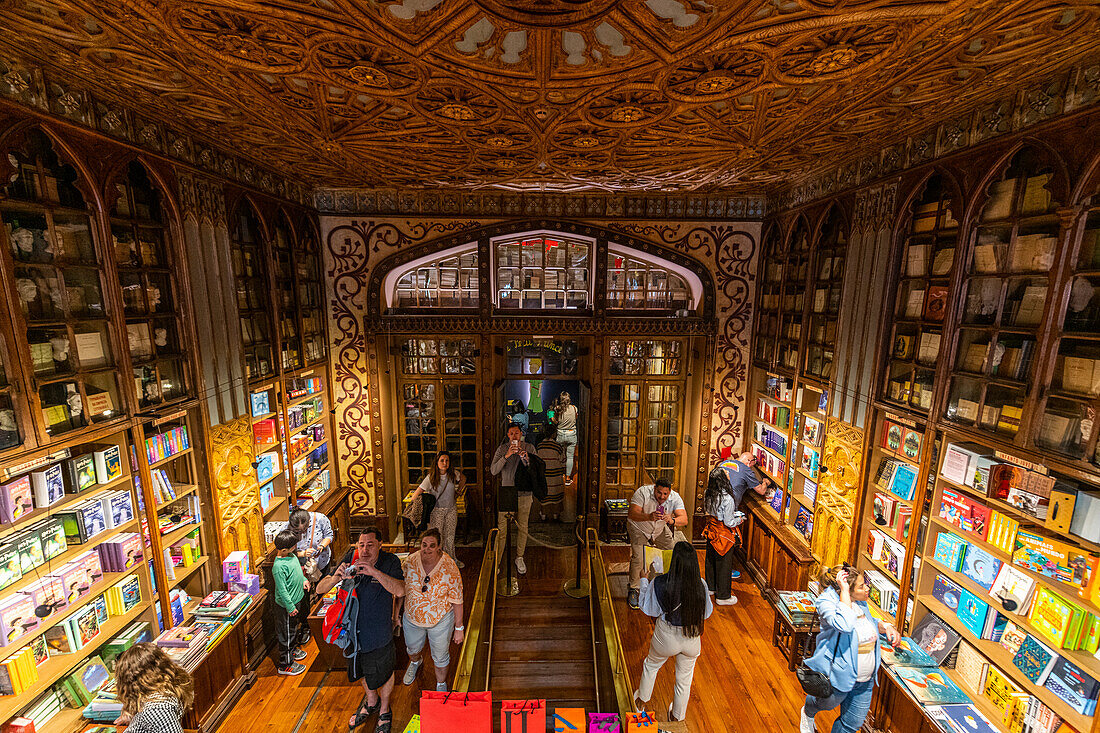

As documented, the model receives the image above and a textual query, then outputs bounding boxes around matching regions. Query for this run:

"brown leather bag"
[703,515,740,556]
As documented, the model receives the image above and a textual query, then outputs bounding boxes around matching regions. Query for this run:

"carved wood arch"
[1071,147,1100,207]
[366,218,719,321]
[784,212,813,252]
[0,121,104,213]
[892,166,966,236]
[964,138,1073,225]
[811,198,852,246]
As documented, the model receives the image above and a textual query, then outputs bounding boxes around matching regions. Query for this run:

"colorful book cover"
[38,517,67,560]
[1013,530,1089,588]
[933,532,968,572]
[65,454,98,492]
[0,544,21,591]
[888,462,918,501]
[250,391,269,417]
[985,511,1020,555]
[109,491,134,527]
[78,499,107,538]
[1044,656,1100,715]
[962,545,1003,591]
[0,594,38,645]
[957,588,991,639]
[793,505,812,539]
[982,665,1022,717]
[932,574,963,612]
[953,642,988,694]
[1028,585,1080,647]
[999,622,1027,655]
[93,445,122,484]
[769,485,784,513]
[0,476,34,524]
[894,666,971,704]
[911,612,963,664]
[989,564,1035,614]
[1011,634,1057,684]
[936,704,1000,733]
[879,638,937,667]
[15,532,44,575]
[30,464,65,507]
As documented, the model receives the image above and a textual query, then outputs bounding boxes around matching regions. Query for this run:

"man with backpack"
[316,527,404,733]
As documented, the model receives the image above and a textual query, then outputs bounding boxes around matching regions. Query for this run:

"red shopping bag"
[625,712,658,732]
[501,699,547,733]
[419,691,492,733]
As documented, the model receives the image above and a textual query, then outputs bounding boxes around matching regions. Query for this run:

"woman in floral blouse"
[397,528,464,691]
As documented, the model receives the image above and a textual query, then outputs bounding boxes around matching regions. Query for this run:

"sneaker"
[730,569,742,581]
[515,557,527,575]
[292,648,308,661]
[277,662,305,676]
[631,690,644,714]
[298,630,312,646]
[628,588,640,610]
[800,707,815,733]
[402,660,422,686]
[716,596,738,606]
[435,682,448,692]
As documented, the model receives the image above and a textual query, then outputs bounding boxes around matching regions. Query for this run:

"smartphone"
[511,439,519,448]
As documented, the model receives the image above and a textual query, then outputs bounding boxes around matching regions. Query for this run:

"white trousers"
[636,618,701,721]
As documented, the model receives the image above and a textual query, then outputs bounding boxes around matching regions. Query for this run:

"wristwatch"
[454,626,465,631]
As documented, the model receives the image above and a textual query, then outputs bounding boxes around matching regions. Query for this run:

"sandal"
[348,697,379,731]
[374,712,392,733]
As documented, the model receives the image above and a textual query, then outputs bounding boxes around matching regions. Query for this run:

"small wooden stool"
[769,594,820,671]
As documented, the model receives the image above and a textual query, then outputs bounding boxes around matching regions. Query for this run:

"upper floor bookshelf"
[230,202,276,385]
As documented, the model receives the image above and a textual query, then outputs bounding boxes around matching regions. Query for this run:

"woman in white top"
[410,451,466,566]
[554,392,578,479]
[799,564,900,733]
[632,541,712,723]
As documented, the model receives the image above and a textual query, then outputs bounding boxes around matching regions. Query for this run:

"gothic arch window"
[492,231,591,310]
[606,244,701,312]
[384,242,478,309]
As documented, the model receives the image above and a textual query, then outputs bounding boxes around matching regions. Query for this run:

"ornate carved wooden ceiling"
[2,0,1099,192]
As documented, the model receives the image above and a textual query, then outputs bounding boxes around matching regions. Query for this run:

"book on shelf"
[952,642,989,694]
[924,286,949,322]
[30,463,65,508]
[932,247,955,276]
[989,564,1035,615]
[1028,585,1085,648]
[932,574,963,612]
[1061,356,1100,396]
[1070,492,1100,544]
[934,532,969,573]
[911,612,962,664]
[880,637,937,667]
[907,244,931,277]
[888,462,918,501]
[956,587,993,639]
[940,442,988,487]
[962,545,1003,591]
[1011,634,1058,685]
[894,666,971,704]
[1044,655,1100,716]
[92,445,122,484]
[927,704,1000,733]
[939,487,990,540]
[1013,531,1088,588]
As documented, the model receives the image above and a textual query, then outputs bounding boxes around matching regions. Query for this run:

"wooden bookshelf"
[802,207,847,382]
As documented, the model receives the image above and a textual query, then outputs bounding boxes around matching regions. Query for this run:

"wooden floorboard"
[219,545,838,732]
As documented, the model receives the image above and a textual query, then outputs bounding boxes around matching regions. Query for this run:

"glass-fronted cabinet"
[296,220,327,365]
[1,129,124,439]
[230,202,275,383]
[111,161,189,410]
[945,148,1061,438]
[883,173,960,414]
[496,235,590,310]
[1033,188,1100,463]
[273,217,301,372]
[803,207,847,381]
[754,228,784,367]
[778,220,810,373]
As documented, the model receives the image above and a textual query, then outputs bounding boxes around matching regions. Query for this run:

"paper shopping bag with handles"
[501,699,547,733]
[588,712,621,732]
[625,711,658,732]
[553,708,587,732]
[419,691,492,733]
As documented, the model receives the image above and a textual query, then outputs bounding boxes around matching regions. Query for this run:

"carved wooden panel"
[208,416,264,561]
[1,2,1098,192]
[813,420,864,570]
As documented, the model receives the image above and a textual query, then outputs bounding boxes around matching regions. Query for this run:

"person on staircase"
[397,529,464,692]
[490,424,544,577]
[409,451,466,567]
[626,476,687,610]
[633,541,712,723]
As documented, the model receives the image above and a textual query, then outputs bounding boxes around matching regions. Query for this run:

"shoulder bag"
[796,625,843,699]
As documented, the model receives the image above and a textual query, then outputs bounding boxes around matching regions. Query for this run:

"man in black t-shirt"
[318,527,404,733]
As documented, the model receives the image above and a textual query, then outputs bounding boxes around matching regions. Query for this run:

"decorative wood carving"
[324,215,756,514]
[207,416,264,561]
[1,3,1098,192]
[813,419,864,571]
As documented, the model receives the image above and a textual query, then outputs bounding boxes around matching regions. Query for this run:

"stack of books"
[154,625,208,671]
[81,680,123,723]
[194,591,252,625]
[776,591,817,625]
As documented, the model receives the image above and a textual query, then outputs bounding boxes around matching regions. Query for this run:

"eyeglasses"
[421,574,431,594]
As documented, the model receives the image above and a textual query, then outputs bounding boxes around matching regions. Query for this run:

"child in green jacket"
[273,528,311,675]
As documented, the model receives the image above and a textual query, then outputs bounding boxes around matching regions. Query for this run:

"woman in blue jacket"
[800,564,900,733]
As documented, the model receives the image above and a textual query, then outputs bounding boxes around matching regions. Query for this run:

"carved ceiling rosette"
[166,5,308,73]
[313,37,426,97]
[660,50,768,103]
[773,23,903,84]
[413,82,504,127]
[548,123,620,153]
[582,89,672,129]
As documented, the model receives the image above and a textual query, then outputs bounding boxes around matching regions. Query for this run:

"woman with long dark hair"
[632,541,712,722]
[410,451,466,564]
[701,467,743,606]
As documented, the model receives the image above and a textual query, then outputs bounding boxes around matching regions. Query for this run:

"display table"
[765,590,819,672]
[183,590,267,733]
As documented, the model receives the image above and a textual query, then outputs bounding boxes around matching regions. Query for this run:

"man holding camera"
[626,476,687,609]
[490,423,541,576]
[316,527,404,733]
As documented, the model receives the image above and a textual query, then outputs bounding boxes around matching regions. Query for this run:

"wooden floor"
[218,545,837,732]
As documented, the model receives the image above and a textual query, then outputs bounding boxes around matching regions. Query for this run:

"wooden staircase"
[489,574,597,713]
